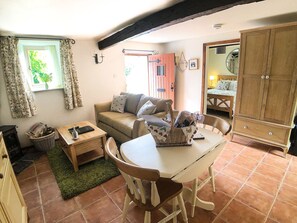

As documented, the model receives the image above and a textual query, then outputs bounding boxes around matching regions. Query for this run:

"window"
[18,39,63,91]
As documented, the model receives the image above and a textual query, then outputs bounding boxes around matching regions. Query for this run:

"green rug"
[47,145,120,200]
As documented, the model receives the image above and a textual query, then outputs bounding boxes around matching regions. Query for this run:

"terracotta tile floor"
[17,135,297,223]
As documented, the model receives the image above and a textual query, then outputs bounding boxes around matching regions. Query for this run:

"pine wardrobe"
[232,22,297,155]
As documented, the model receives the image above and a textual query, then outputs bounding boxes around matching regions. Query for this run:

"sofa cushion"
[120,92,143,114]
[111,95,127,113]
[97,112,136,137]
[97,112,134,126]
[137,95,172,114]
[112,116,137,137]
[137,100,157,118]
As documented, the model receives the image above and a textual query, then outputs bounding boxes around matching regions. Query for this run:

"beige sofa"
[94,93,173,143]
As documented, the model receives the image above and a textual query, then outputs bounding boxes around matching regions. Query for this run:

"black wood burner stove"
[0,125,23,163]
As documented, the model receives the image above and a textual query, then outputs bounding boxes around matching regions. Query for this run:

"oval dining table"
[120,127,226,211]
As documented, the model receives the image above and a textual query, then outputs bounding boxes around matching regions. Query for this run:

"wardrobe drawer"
[234,118,290,145]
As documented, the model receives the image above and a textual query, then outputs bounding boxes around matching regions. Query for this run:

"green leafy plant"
[28,50,53,86]
[39,72,53,83]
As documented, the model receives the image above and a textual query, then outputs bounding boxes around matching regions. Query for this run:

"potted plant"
[39,72,53,89]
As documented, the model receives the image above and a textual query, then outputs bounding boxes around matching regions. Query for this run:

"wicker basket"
[29,131,56,151]
[146,103,197,147]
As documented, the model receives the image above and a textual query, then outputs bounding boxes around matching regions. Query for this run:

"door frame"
[201,38,240,114]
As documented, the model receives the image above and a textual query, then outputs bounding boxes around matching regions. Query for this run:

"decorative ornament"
[177,52,188,72]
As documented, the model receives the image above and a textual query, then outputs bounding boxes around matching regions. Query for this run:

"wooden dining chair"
[197,114,231,190]
[105,137,188,223]
[201,114,232,136]
[177,114,231,217]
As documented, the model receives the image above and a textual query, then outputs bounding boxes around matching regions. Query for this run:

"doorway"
[124,53,176,106]
[124,55,149,95]
[202,39,240,123]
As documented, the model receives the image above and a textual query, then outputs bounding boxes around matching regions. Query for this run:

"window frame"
[18,39,63,92]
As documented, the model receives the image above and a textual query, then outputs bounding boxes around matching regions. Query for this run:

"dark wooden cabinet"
[0,125,22,163]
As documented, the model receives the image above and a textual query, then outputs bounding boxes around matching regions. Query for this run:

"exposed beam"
[98,0,264,49]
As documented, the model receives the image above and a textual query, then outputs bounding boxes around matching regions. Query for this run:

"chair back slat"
[135,178,146,203]
[201,114,231,135]
[120,170,141,200]
[105,137,161,207]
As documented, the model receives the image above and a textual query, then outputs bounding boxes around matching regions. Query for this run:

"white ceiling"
[0,0,297,44]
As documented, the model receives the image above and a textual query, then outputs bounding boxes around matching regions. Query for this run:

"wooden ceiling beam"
[98,0,263,49]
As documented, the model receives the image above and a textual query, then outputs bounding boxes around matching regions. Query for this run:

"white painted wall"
[0,39,165,147]
[164,32,240,113]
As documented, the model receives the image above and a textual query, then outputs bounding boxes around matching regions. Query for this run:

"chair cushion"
[121,92,143,114]
[111,95,127,113]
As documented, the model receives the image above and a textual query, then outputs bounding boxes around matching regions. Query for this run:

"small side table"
[56,121,107,171]
[0,125,22,163]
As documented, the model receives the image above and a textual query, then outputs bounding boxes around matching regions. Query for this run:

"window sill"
[33,87,63,93]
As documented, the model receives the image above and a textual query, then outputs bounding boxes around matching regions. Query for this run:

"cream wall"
[0,32,242,148]
[0,39,165,147]
[164,32,240,113]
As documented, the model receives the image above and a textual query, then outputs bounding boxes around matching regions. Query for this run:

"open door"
[148,53,175,107]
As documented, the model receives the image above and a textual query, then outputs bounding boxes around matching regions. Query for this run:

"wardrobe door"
[236,30,270,119]
[261,25,297,125]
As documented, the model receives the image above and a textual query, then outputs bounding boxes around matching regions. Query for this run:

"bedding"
[207,78,237,119]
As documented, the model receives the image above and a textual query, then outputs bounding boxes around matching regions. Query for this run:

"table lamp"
[209,75,215,88]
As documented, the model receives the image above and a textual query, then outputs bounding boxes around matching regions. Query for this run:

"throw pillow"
[216,80,230,90]
[110,95,127,113]
[137,100,157,118]
[229,81,237,91]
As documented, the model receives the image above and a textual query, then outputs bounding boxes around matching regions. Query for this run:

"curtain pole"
[11,36,76,44]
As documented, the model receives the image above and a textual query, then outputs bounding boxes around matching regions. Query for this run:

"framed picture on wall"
[189,59,198,70]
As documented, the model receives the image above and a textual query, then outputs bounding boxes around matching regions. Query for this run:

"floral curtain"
[0,36,37,118]
[60,39,83,109]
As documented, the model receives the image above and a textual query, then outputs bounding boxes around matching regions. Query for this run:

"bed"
[207,75,237,119]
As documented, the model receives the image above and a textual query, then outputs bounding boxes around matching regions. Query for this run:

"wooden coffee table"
[57,121,107,171]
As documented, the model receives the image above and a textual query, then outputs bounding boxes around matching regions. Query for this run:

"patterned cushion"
[216,80,230,90]
[137,100,157,118]
[110,95,127,113]
[229,81,237,91]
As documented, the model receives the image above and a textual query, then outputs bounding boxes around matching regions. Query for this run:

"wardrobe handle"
[243,125,248,129]
[261,75,265,79]
[268,131,273,136]
[265,75,269,79]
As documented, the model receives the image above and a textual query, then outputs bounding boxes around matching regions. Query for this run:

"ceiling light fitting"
[213,23,223,29]
[94,53,104,64]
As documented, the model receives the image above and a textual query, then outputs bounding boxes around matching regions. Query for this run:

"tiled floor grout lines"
[212,141,271,222]
[105,185,128,222]
[263,152,293,223]
[35,163,47,223]
[18,137,297,223]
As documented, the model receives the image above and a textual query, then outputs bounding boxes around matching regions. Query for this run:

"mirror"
[226,48,239,75]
